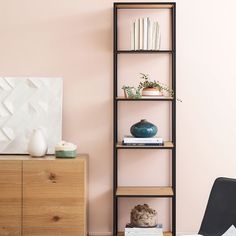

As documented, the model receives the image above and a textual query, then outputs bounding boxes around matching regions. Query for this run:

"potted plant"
[138,73,173,97]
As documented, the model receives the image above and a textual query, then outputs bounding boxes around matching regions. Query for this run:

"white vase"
[28,129,48,157]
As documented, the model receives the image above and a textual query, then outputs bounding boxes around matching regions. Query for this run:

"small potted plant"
[138,73,173,97]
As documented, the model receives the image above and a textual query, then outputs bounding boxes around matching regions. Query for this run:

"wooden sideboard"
[0,155,88,236]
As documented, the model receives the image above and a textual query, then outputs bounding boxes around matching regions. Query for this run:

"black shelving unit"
[113,2,176,236]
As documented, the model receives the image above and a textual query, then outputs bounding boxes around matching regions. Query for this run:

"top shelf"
[116,50,173,54]
[114,3,175,9]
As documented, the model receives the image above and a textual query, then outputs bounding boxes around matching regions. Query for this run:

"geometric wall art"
[0,77,63,154]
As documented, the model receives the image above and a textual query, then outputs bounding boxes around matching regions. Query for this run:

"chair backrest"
[199,177,236,236]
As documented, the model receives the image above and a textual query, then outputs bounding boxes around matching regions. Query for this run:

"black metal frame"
[113,2,176,236]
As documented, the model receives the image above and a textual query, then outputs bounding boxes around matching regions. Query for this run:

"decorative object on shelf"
[55,141,77,158]
[122,86,141,99]
[131,17,161,51]
[123,135,163,146]
[130,204,157,227]
[0,77,63,154]
[28,128,48,157]
[138,73,173,97]
[125,223,163,236]
[130,119,157,138]
[122,73,180,100]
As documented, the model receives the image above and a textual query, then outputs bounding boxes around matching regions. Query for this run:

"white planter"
[28,129,48,157]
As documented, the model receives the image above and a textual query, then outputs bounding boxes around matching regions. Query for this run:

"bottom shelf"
[117,232,172,236]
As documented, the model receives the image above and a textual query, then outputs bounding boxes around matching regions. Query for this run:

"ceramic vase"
[130,119,157,138]
[28,129,48,157]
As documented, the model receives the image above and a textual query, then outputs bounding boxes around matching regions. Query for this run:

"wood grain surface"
[0,161,22,236]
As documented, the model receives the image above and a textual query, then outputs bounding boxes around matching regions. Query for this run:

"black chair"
[199,177,236,236]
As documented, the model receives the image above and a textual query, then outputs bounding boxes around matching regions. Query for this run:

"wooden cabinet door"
[0,161,22,236]
[23,159,86,236]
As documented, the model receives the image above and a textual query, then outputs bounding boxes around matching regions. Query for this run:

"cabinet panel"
[0,161,22,236]
[23,159,86,236]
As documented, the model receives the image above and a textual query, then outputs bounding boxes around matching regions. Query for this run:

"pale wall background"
[0,0,236,235]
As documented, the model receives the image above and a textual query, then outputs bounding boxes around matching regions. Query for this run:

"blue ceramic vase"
[130,119,157,138]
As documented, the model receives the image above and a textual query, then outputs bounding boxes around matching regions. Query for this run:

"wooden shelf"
[116,96,173,101]
[117,232,172,236]
[116,50,173,54]
[116,186,174,197]
[116,141,174,149]
[115,3,174,9]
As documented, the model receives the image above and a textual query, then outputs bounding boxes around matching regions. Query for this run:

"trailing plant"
[122,73,182,101]
[138,73,174,97]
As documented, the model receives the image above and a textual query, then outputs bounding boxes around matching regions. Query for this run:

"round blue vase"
[130,119,157,138]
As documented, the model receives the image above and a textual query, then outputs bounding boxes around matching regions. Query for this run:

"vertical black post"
[113,3,118,236]
[171,3,176,236]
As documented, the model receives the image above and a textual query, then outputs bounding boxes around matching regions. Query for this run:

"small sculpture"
[55,141,77,158]
[130,119,157,138]
[130,204,157,227]
[28,128,48,157]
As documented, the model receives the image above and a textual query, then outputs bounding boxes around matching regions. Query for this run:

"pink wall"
[1,0,236,235]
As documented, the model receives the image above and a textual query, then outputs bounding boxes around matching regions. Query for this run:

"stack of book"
[123,135,164,146]
[130,17,161,51]
[125,224,163,236]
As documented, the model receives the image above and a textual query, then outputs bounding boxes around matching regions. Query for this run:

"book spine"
[125,232,163,235]
[123,140,163,144]
[130,21,135,50]
[134,19,139,50]
[155,21,161,50]
[147,18,153,50]
[152,21,157,50]
[139,18,143,50]
[122,142,164,146]
[143,17,148,50]
[123,138,163,142]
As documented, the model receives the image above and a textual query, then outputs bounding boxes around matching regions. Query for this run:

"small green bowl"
[55,150,77,159]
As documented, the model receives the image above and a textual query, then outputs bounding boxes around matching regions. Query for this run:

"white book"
[130,21,135,50]
[123,136,163,144]
[134,19,139,50]
[155,21,161,50]
[152,22,157,50]
[125,232,163,236]
[125,228,163,233]
[123,137,163,141]
[123,140,163,144]
[148,18,153,50]
[125,227,163,236]
[139,18,144,50]
[143,17,148,50]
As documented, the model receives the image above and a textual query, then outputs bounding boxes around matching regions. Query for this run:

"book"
[134,19,139,50]
[130,21,135,50]
[152,21,157,50]
[147,18,153,50]
[123,135,163,144]
[143,17,148,50]
[155,21,161,50]
[139,18,144,50]
[125,224,163,236]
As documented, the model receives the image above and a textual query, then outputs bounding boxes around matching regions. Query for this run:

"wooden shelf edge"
[115,3,174,9]
[116,50,173,54]
[117,232,172,236]
[116,141,174,149]
[116,96,173,101]
[116,186,174,197]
